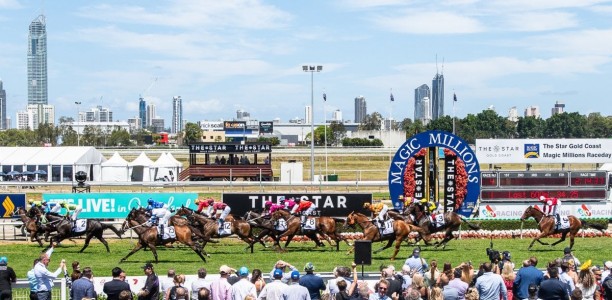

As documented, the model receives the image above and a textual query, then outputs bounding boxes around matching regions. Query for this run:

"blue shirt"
[298,273,326,300]
[27,269,38,292]
[71,277,96,300]
[404,256,428,274]
[513,266,544,299]
[475,272,507,300]
[538,278,569,300]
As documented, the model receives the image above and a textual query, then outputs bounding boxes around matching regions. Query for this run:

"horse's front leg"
[374,238,393,254]
[550,231,568,246]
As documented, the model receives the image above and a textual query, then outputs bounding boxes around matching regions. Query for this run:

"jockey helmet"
[195,198,202,204]
[264,201,273,208]
[207,198,214,204]
[59,202,67,207]
[147,198,154,204]
[0,256,6,265]
[28,199,35,204]
[539,196,545,201]
[363,202,371,209]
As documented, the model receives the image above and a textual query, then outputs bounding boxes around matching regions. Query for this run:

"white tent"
[151,152,182,182]
[129,152,154,182]
[101,152,130,181]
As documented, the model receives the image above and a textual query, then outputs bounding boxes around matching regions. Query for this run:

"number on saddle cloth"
[218,222,232,235]
[302,217,316,230]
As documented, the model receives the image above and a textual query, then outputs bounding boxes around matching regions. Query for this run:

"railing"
[12,279,66,300]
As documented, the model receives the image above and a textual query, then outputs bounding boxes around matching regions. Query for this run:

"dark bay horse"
[243,210,278,248]
[520,205,605,250]
[405,203,481,249]
[269,210,330,251]
[119,207,207,263]
[344,211,424,260]
[43,211,123,253]
[14,207,44,246]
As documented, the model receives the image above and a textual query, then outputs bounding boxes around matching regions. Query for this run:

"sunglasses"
[379,287,388,291]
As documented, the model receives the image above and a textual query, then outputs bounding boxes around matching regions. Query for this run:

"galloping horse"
[270,209,349,251]
[344,211,424,260]
[520,205,605,250]
[42,212,123,253]
[405,203,480,249]
[13,207,44,246]
[119,207,207,263]
[243,210,278,248]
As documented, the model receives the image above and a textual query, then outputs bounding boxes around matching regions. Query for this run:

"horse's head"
[520,205,536,221]
[344,211,356,228]
[271,210,283,221]
[175,206,192,217]
[13,207,26,217]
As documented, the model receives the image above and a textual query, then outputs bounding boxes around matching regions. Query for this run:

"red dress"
[503,278,513,300]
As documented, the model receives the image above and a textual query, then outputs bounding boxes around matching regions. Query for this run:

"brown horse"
[14,207,44,246]
[270,209,344,251]
[344,211,424,260]
[520,205,605,250]
[119,207,207,263]
[43,212,123,253]
[405,203,480,249]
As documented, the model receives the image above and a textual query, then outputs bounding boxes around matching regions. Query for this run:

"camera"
[486,248,501,263]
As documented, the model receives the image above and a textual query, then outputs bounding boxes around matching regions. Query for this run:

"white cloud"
[372,11,484,34]
[503,12,578,31]
[0,0,21,9]
[524,29,612,56]
[484,0,610,11]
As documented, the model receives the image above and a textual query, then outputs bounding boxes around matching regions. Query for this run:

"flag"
[453,93,457,102]
[390,93,395,102]
[323,93,327,101]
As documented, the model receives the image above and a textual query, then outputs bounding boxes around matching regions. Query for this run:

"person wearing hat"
[210,265,234,300]
[0,256,17,300]
[231,267,256,300]
[298,263,325,300]
[137,263,159,300]
[404,248,428,275]
[562,247,581,272]
[258,268,287,300]
[195,198,214,215]
[281,271,310,300]
[145,198,170,237]
[363,202,389,231]
[269,260,298,284]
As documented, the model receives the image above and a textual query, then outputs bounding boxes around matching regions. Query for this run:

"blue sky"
[1,0,612,126]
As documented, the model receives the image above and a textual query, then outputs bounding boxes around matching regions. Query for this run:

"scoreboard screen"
[570,171,607,187]
[481,189,607,201]
[498,172,568,187]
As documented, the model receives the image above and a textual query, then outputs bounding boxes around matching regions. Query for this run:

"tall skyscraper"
[431,73,444,120]
[0,80,6,130]
[236,109,250,121]
[508,107,518,122]
[146,104,156,127]
[28,15,48,105]
[354,96,367,123]
[552,101,565,115]
[414,84,430,121]
[332,109,342,122]
[419,97,432,125]
[171,96,183,134]
[85,106,113,122]
[139,97,147,128]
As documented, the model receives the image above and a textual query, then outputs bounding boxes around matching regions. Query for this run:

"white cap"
[539,196,545,201]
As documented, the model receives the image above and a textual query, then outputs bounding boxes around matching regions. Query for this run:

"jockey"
[281,197,297,211]
[59,202,82,222]
[48,201,63,215]
[292,199,317,226]
[195,198,214,215]
[27,199,48,224]
[539,195,561,227]
[413,198,437,218]
[145,198,170,236]
[210,202,231,226]
[363,202,388,228]
[264,201,284,218]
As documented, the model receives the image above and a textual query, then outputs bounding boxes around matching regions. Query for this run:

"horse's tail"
[102,222,123,238]
[580,219,606,232]
[460,216,481,231]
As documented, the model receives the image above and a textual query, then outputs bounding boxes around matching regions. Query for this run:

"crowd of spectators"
[3,246,612,300]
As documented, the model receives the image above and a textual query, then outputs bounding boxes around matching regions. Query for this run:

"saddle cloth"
[429,214,445,228]
[302,217,316,231]
[557,216,570,230]
[218,222,232,235]
[380,219,394,235]
[275,219,288,231]
[72,219,87,233]
[159,225,176,239]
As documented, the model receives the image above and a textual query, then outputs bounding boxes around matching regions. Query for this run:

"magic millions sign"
[388,130,481,217]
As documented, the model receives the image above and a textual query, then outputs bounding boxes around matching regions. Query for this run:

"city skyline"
[1,1,612,127]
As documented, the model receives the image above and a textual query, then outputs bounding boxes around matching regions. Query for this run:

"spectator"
[576,261,597,300]
[560,262,576,293]
[567,260,579,285]
[603,261,612,285]
[299,263,326,300]
[570,289,582,300]
[210,265,233,300]
[538,266,569,300]
[27,258,41,300]
[118,290,133,300]
[460,263,473,286]
[335,263,358,300]
[424,259,439,287]
[282,271,310,300]
[514,257,544,300]
[400,265,413,290]
[370,279,395,300]
[500,262,515,300]
[137,263,159,300]
[381,268,402,299]
[603,268,612,300]
[356,285,370,300]
[163,269,177,295]
[411,274,428,300]
[71,267,96,300]
[270,261,298,284]
[499,252,514,271]
[251,269,266,296]
[258,269,287,300]
[0,256,17,300]
[474,262,507,300]
[192,268,209,300]
[103,267,131,300]
[404,248,428,276]
[563,248,581,272]
[34,253,66,300]
[231,267,256,300]
[447,268,468,300]
[403,289,420,300]
[166,274,188,300]
[526,283,539,300]
[199,288,211,300]
[429,286,443,300]
[464,288,478,300]
[440,274,459,300]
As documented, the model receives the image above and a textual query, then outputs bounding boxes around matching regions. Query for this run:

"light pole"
[75,101,81,146]
[302,65,322,182]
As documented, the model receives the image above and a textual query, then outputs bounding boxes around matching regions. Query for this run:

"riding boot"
[159,224,165,238]
[556,215,561,229]
[300,215,306,227]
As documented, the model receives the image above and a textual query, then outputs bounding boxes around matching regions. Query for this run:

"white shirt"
[33,262,62,292]
[231,278,257,300]
[258,280,287,300]
[191,278,210,300]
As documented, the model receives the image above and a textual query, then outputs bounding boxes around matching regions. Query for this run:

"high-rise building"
[414,84,430,121]
[85,106,113,122]
[431,73,444,120]
[16,110,32,130]
[508,107,518,122]
[354,96,367,123]
[236,109,250,121]
[127,116,141,132]
[332,109,342,122]
[146,104,156,127]
[139,97,147,128]
[304,105,312,124]
[26,104,54,129]
[524,106,540,118]
[28,15,48,105]
[0,80,6,130]
[551,101,565,116]
[151,118,165,133]
[171,96,183,134]
[418,97,432,125]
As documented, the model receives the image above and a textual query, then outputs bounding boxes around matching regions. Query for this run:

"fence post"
[61,277,67,300]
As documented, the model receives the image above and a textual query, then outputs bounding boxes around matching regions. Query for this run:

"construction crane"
[140,77,158,100]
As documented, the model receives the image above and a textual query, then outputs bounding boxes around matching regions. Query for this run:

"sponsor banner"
[42,193,198,219]
[199,121,224,131]
[0,193,26,218]
[223,121,246,130]
[189,143,272,153]
[476,139,612,164]
[478,202,612,219]
[259,121,274,134]
[222,193,372,217]
[444,156,456,212]
[414,156,426,200]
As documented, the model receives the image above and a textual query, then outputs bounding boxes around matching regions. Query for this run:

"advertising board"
[476,139,612,164]
[478,202,612,219]
[0,193,25,218]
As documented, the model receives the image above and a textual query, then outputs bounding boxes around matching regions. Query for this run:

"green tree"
[545,112,587,138]
[585,113,611,138]
[36,123,58,145]
[183,122,202,145]
[328,121,346,146]
[426,115,453,133]
[516,116,546,138]
[108,128,133,146]
[359,112,383,130]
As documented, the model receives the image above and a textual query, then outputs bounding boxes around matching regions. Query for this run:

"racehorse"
[13,207,44,247]
[175,206,256,251]
[344,211,425,260]
[243,210,278,248]
[270,210,349,252]
[520,205,606,250]
[42,210,123,253]
[405,203,481,249]
[119,207,207,263]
